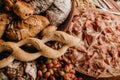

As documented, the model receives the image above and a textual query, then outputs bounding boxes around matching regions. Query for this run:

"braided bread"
[0,26,80,68]
[0,14,10,38]
[5,15,50,41]
[3,0,72,26]
[4,0,21,11]
[13,1,34,19]
[4,0,15,11]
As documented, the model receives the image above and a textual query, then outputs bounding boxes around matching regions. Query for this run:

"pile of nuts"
[36,56,84,80]
[36,43,84,80]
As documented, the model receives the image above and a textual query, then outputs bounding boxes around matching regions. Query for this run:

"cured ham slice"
[66,8,120,78]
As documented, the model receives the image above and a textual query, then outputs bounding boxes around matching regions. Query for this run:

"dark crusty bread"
[46,0,72,26]
[30,0,54,14]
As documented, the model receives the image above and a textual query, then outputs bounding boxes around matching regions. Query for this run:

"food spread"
[0,0,120,80]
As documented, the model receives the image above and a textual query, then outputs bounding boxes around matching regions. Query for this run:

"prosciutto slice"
[66,8,120,78]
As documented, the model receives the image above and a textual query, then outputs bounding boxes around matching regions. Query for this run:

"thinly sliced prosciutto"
[66,8,120,78]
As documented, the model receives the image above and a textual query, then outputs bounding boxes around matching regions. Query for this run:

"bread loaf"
[46,0,72,26]
[30,0,54,14]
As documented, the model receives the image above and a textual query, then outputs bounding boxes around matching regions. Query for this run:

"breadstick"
[0,26,80,68]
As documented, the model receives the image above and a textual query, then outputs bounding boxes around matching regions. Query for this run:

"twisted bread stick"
[0,26,80,68]
[0,45,14,68]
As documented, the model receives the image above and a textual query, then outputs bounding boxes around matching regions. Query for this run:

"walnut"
[6,60,37,80]
[7,61,24,78]
[0,72,8,80]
